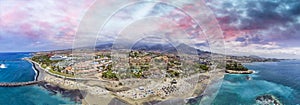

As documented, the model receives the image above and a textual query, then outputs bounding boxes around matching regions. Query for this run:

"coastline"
[25,58,117,105]
[213,61,298,104]
[19,57,38,81]
[24,57,216,105]
[24,58,79,89]
[24,58,85,103]
[24,58,45,81]
[30,59,39,81]
[225,70,254,74]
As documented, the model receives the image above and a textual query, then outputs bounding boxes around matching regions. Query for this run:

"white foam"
[253,70,259,74]
[0,64,6,69]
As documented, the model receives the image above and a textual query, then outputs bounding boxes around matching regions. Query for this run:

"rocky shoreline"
[26,58,86,104]
[37,81,85,103]
[30,60,42,81]
[225,70,254,74]
[256,94,282,105]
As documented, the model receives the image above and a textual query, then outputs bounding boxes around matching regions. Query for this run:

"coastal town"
[24,44,281,105]
[28,48,214,104]
[1,0,297,104]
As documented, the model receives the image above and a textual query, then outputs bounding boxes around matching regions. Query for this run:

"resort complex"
[25,45,280,105]
[29,49,214,104]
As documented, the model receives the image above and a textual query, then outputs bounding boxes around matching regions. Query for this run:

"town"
[31,50,212,80]
[30,49,214,104]
[29,47,279,104]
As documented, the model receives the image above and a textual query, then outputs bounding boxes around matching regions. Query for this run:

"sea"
[1,52,300,105]
[212,60,300,105]
[0,52,76,105]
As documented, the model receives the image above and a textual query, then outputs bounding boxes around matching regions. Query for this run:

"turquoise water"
[0,52,76,105]
[212,60,300,104]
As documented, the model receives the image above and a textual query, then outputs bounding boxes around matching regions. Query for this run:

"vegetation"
[130,69,143,78]
[102,70,118,80]
[95,54,111,59]
[31,55,60,66]
[31,55,74,77]
[133,72,143,78]
[194,63,210,71]
[140,65,150,71]
[199,64,209,71]
[49,69,74,77]
[167,70,180,77]
[226,61,248,71]
[128,50,185,78]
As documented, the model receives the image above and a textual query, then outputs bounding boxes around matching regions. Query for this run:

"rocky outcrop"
[256,94,282,105]
[225,70,254,74]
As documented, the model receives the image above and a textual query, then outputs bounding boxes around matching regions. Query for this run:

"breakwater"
[0,81,43,87]
[0,58,44,87]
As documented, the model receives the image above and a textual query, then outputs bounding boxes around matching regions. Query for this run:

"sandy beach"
[26,58,117,104]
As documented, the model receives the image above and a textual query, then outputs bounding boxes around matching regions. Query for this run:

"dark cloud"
[207,0,300,29]
[206,0,300,42]
[235,34,264,46]
[243,1,297,29]
[235,37,246,42]
[289,2,300,15]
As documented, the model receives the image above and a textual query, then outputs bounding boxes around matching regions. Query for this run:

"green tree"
[102,70,118,80]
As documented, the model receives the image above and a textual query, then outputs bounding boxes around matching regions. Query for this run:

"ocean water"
[0,52,76,105]
[212,60,300,105]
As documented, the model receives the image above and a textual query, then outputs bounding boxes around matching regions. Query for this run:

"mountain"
[96,42,177,53]
[95,43,113,50]
[94,42,282,62]
[175,43,211,55]
[248,55,262,59]
[131,43,176,53]
[95,42,212,56]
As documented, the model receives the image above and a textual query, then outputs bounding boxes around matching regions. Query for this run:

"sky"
[0,0,299,59]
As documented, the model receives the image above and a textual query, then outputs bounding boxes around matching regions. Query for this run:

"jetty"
[0,58,45,87]
[0,81,43,87]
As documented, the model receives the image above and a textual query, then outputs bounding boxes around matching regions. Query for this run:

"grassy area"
[49,69,74,77]
[31,55,74,78]
[31,55,61,66]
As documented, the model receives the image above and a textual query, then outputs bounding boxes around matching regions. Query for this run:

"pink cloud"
[0,0,95,50]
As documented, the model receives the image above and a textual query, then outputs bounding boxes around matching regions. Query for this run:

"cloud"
[206,0,300,41]
[224,40,300,59]
[204,0,300,58]
[0,0,94,52]
[0,0,299,59]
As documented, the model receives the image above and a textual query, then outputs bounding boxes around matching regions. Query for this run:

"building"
[50,54,67,61]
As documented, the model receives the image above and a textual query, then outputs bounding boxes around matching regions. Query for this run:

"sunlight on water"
[0,64,6,69]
